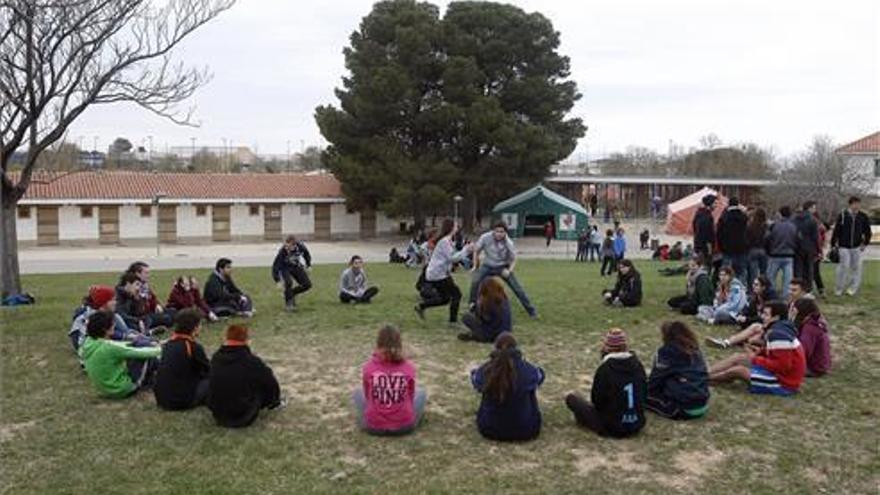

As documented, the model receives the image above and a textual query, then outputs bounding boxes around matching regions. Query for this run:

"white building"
[836,131,880,200]
[15,171,399,247]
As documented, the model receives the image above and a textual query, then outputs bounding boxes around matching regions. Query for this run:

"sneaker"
[845,288,857,296]
[457,332,474,341]
[414,305,425,320]
[149,326,167,337]
[240,311,254,318]
[467,302,476,313]
[528,311,538,320]
[707,318,715,326]
[285,303,297,312]
[705,337,730,349]
[268,397,288,411]
[834,290,843,297]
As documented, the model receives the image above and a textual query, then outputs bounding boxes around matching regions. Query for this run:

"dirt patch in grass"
[0,420,37,443]
[572,449,650,477]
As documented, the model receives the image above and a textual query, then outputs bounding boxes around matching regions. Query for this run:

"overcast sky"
[67,0,879,161]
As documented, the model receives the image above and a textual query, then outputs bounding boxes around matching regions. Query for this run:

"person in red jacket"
[166,276,218,322]
[790,297,831,377]
[708,301,806,396]
[544,221,555,247]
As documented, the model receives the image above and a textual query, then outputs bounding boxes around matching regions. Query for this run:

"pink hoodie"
[362,352,417,431]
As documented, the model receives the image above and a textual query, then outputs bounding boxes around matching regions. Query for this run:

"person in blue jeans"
[765,206,799,299]
[745,207,769,290]
[468,222,537,318]
[589,225,602,262]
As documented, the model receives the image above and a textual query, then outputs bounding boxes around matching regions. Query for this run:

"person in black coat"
[716,198,749,285]
[692,194,717,264]
[565,328,647,438]
[272,235,313,311]
[208,325,283,428]
[646,321,710,420]
[602,260,642,307]
[153,309,210,411]
[204,258,253,317]
[792,201,819,292]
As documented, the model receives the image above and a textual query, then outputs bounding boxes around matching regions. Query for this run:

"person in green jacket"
[80,310,161,398]
[667,257,714,315]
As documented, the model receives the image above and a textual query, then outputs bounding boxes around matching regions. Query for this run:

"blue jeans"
[748,248,768,291]
[722,253,749,286]
[468,265,536,316]
[352,388,426,435]
[588,243,600,261]
[766,257,793,299]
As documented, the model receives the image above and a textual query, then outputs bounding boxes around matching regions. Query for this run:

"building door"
[360,209,376,238]
[264,204,282,241]
[158,205,177,243]
[36,206,59,246]
[212,204,231,242]
[98,206,119,244]
[314,203,331,240]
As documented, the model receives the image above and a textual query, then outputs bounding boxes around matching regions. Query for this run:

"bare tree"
[0,0,233,295]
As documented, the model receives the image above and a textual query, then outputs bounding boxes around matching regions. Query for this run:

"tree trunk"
[0,195,22,298]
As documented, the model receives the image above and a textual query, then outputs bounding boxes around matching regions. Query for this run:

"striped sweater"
[752,319,807,392]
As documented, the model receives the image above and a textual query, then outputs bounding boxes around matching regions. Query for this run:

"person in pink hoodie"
[791,297,831,377]
[353,325,426,435]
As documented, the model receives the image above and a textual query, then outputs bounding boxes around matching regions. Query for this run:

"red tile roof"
[836,131,880,154]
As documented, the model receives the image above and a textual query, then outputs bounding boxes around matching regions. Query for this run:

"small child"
[470,333,545,442]
[600,230,616,276]
[565,328,646,438]
[646,321,710,420]
[80,310,161,399]
[353,325,426,435]
[153,308,211,411]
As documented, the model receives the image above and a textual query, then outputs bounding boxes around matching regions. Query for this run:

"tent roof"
[666,187,726,212]
[492,185,588,215]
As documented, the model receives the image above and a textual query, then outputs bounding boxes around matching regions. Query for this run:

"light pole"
[190,137,196,167]
[286,140,291,172]
[153,192,166,257]
[453,195,464,228]
[147,135,153,163]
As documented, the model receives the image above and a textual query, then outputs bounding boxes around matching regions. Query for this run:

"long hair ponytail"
[483,332,519,403]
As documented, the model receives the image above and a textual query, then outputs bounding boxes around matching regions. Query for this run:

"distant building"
[835,131,880,199]
[15,171,398,247]
[166,145,257,166]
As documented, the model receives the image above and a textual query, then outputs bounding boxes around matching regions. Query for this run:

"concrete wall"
[119,205,157,241]
[176,204,212,240]
[16,206,37,242]
[58,205,99,241]
[231,204,264,239]
[376,212,398,235]
[282,203,315,236]
[330,203,360,237]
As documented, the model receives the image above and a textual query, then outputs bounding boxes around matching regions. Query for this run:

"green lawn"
[1,260,878,494]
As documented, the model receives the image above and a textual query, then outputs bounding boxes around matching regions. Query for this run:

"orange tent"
[665,187,728,236]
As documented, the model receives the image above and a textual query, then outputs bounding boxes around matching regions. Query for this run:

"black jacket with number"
[591,352,647,438]
[272,242,312,282]
[831,209,872,249]
[208,345,280,428]
[154,336,210,410]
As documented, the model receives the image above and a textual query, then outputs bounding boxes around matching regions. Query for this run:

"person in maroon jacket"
[166,276,218,322]
[790,297,831,377]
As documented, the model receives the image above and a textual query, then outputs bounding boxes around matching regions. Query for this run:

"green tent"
[491,185,589,240]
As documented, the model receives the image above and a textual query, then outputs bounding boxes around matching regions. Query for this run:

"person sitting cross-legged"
[153,308,211,411]
[667,257,714,315]
[339,255,379,304]
[459,276,512,343]
[602,259,642,307]
[646,321,710,420]
[204,258,254,318]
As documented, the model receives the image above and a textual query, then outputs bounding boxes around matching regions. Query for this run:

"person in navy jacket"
[272,235,312,311]
[646,321,710,420]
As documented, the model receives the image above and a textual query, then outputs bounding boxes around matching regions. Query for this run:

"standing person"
[602,259,642,307]
[765,206,799,300]
[460,277,512,343]
[589,225,602,262]
[692,194,717,265]
[564,328,647,438]
[470,333,545,442]
[639,229,650,250]
[646,321,710,420]
[353,325,426,435]
[746,207,769,290]
[793,201,820,293]
[831,196,872,296]
[543,220,554,247]
[813,214,828,297]
[208,325,283,428]
[716,198,749,285]
[414,219,472,325]
[576,229,588,262]
[667,257,714,315]
[339,255,380,304]
[204,258,254,317]
[600,229,616,277]
[467,222,536,318]
[272,235,313,312]
[166,276,218,321]
[153,309,211,411]
[613,228,627,268]
[589,194,598,217]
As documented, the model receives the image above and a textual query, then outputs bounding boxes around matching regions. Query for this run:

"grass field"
[1,260,878,494]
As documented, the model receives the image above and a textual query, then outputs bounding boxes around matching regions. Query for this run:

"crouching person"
[565,328,646,438]
[80,311,161,399]
[339,255,380,304]
[208,325,283,428]
[154,309,211,411]
[353,325,426,435]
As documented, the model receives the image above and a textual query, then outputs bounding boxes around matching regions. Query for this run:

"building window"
[249,205,260,216]
[140,205,152,217]
[80,206,93,218]
[300,204,311,215]
[196,205,207,216]
[874,158,880,177]
[17,206,31,219]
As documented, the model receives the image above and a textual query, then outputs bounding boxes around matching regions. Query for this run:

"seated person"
[565,328,646,437]
[353,325,426,435]
[125,262,173,329]
[646,321,710,420]
[204,258,254,318]
[80,310,161,399]
[389,247,406,264]
[602,260,642,307]
[707,301,806,396]
[669,242,684,261]
[115,272,169,333]
[470,333,544,442]
[791,298,831,377]
[339,255,380,304]
[166,276,218,321]
[154,309,211,411]
[70,285,153,355]
[696,267,746,325]
[735,276,777,328]
[208,325,283,428]
[667,257,714,315]
[683,244,694,259]
[459,277,512,343]
[787,277,814,313]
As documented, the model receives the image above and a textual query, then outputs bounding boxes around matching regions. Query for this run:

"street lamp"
[153,192,167,257]
[453,195,464,228]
